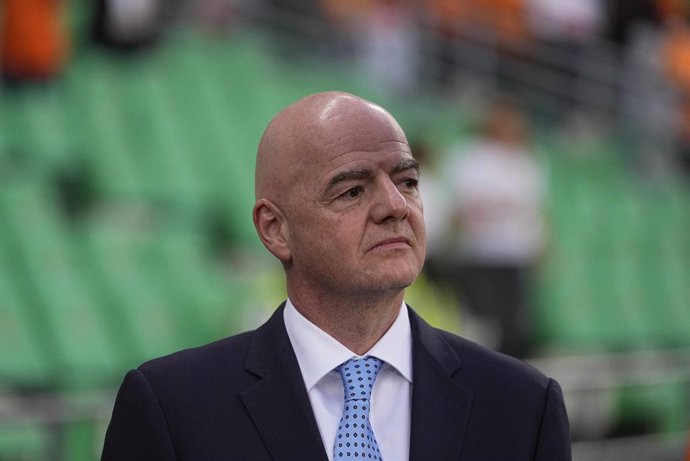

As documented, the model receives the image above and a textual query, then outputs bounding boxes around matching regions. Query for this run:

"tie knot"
[337,356,383,402]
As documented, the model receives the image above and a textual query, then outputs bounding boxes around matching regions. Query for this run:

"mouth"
[368,237,411,252]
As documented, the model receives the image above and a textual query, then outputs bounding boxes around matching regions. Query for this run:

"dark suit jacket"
[102,305,571,460]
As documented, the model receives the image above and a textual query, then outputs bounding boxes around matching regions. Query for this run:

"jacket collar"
[239,303,473,461]
[240,303,329,461]
[408,307,474,461]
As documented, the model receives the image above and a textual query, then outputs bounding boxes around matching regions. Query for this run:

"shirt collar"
[283,299,413,391]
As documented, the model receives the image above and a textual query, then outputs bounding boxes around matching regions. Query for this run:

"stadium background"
[0,1,689,460]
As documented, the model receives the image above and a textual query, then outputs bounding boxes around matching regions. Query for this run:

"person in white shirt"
[442,99,547,358]
[102,91,571,461]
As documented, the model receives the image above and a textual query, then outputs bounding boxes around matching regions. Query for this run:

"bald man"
[102,92,571,461]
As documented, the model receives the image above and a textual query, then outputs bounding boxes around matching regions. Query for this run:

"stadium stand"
[0,6,688,459]
[535,138,690,351]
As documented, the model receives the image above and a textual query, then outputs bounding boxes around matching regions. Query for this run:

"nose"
[370,177,409,223]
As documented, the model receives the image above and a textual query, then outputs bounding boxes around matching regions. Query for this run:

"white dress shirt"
[283,299,412,461]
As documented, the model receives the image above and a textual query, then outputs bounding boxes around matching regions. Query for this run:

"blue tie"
[334,356,383,460]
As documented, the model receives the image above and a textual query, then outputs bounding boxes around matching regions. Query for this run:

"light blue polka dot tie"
[334,356,383,461]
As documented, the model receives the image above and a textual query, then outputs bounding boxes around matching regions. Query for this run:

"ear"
[253,198,292,262]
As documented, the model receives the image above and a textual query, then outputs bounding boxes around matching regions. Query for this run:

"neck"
[287,289,404,356]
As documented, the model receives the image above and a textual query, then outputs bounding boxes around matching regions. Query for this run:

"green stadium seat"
[74,215,251,369]
[73,222,187,368]
[0,178,122,388]
[0,90,71,173]
[64,54,143,199]
[0,258,50,389]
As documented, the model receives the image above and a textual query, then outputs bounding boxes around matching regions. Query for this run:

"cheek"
[324,224,360,256]
[410,206,426,238]
[329,209,366,240]
[294,214,358,258]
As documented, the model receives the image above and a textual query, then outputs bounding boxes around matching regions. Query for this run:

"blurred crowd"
[2,0,689,82]
[3,0,690,176]
[315,0,690,178]
[270,0,690,182]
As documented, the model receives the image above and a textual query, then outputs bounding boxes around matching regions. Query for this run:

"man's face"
[282,111,426,301]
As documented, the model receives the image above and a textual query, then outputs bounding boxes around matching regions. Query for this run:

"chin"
[363,267,420,293]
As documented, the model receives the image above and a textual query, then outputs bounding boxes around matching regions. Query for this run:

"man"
[441,99,547,358]
[102,92,571,460]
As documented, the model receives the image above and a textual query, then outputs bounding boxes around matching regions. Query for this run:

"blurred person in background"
[604,0,664,50]
[102,91,570,460]
[474,0,533,108]
[0,0,69,84]
[441,98,547,358]
[526,0,604,126]
[421,0,530,95]
[354,0,419,95]
[617,0,687,179]
[421,0,465,91]
[661,12,690,178]
[262,0,328,58]
[193,0,241,35]
[321,0,419,91]
[410,138,449,287]
[90,0,166,51]
[321,0,369,59]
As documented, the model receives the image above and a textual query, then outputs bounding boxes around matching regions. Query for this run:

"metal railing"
[233,1,674,130]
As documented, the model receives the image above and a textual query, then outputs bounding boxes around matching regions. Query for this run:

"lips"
[368,236,411,252]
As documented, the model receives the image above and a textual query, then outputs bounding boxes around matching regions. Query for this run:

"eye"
[400,178,419,190]
[341,186,363,199]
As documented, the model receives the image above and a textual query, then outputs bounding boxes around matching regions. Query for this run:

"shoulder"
[129,305,289,395]
[136,330,256,391]
[434,328,562,417]
[435,333,571,459]
[410,308,550,391]
[412,308,554,401]
[441,329,549,385]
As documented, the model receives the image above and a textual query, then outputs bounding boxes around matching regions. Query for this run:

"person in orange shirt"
[0,0,69,83]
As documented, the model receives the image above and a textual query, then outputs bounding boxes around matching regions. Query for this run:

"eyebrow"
[325,168,373,195]
[324,158,420,195]
[394,158,420,174]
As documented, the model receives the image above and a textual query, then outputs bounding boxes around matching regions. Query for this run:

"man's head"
[253,92,426,304]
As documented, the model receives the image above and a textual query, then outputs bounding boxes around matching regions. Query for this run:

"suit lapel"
[408,308,474,461]
[239,305,329,461]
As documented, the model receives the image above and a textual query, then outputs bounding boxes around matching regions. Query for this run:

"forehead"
[309,106,412,171]
[319,141,414,177]
[311,139,414,195]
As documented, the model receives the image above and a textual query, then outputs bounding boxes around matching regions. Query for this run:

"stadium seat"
[0,177,121,388]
